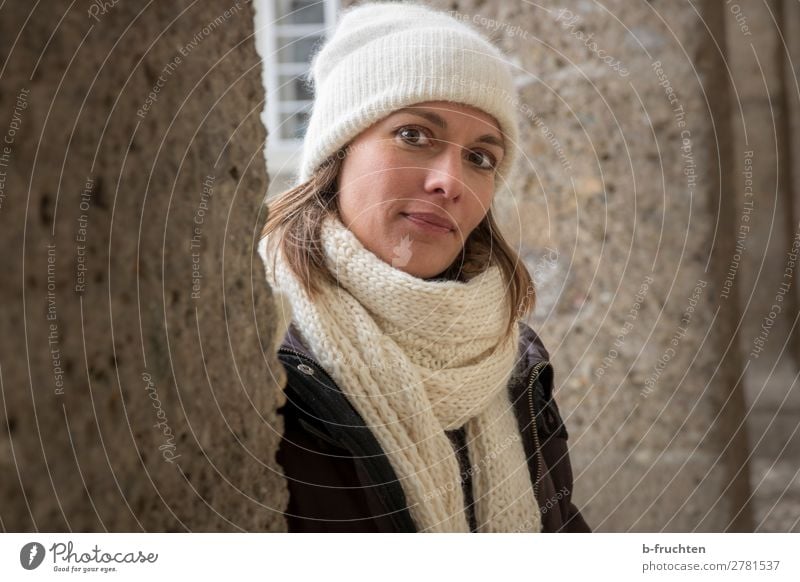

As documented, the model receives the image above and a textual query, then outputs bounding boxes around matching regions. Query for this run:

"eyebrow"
[393,108,506,153]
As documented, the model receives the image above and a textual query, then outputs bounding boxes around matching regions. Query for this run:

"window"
[255,0,339,186]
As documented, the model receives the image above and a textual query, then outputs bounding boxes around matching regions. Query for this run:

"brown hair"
[258,149,536,338]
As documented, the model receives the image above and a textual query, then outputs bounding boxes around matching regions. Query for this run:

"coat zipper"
[525,360,548,500]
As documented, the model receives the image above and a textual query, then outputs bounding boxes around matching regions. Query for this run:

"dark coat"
[275,320,591,533]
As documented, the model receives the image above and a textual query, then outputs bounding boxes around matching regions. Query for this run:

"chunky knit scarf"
[259,213,541,533]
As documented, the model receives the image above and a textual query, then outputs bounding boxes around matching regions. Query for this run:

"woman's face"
[335,101,505,279]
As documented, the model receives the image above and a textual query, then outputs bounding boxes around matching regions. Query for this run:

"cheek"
[466,185,494,224]
[340,147,397,197]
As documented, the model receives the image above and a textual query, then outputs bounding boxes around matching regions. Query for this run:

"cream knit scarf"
[259,213,541,533]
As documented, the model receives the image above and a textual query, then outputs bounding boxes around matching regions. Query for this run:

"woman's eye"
[396,126,431,146]
[468,150,497,171]
[396,126,496,171]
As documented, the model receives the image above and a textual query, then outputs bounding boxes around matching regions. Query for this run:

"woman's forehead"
[388,102,500,127]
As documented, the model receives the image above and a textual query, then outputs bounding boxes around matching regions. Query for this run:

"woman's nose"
[422,145,464,199]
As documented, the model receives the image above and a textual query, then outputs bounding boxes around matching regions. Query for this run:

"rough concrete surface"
[0,0,288,531]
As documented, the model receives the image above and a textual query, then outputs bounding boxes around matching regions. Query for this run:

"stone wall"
[0,0,288,531]
[733,0,800,533]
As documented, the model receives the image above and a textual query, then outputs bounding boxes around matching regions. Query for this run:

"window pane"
[277,34,322,64]
[275,0,325,24]
[278,75,313,102]
[279,111,311,140]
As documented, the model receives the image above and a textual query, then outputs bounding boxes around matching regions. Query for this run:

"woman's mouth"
[401,213,454,235]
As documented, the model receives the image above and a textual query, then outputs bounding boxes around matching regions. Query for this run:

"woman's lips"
[401,213,454,235]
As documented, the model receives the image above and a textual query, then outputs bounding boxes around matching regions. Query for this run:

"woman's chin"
[399,261,452,280]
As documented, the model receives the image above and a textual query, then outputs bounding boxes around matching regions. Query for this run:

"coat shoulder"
[518,320,551,362]
[514,321,553,397]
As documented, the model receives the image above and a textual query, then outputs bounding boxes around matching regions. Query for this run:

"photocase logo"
[20,542,45,570]
[391,234,413,268]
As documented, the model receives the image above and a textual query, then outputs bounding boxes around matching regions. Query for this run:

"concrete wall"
[736,0,800,532]
[0,0,288,531]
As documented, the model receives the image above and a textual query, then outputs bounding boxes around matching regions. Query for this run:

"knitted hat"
[296,1,521,186]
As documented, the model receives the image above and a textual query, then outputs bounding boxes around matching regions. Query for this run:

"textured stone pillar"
[728,0,799,397]
[774,0,800,532]
[738,0,800,532]
[424,0,754,530]
[0,1,288,530]
[787,0,800,233]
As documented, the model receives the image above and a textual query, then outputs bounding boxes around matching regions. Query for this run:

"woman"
[258,1,589,533]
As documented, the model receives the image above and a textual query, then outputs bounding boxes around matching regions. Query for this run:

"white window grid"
[258,0,339,174]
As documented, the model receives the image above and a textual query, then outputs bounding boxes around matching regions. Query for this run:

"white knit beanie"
[296,1,521,186]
